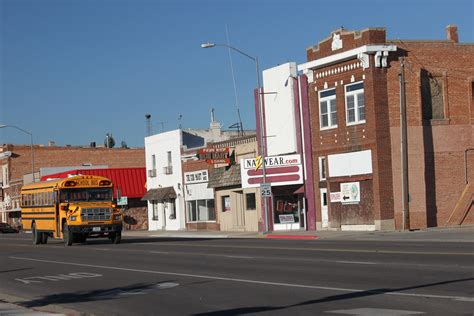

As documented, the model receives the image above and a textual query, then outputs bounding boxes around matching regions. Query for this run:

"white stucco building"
[143,129,205,231]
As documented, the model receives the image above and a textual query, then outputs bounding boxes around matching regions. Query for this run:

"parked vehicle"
[20,175,123,246]
[0,222,19,233]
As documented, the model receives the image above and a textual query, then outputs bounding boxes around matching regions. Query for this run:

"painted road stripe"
[327,307,425,315]
[9,256,474,302]
[5,243,474,269]
[335,261,377,265]
[3,238,473,256]
[223,255,255,259]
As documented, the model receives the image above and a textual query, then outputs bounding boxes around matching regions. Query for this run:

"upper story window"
[319,156,327,181]
[152,154,156,170]
[167,151,172,167]
[421,70,445,120]
[319,88,337,130]
[345,82,365,125]
[148,155,157,178]
[1,165,9,187]
[164,151,173,175]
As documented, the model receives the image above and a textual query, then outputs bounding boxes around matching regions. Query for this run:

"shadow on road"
[0,267,33,274]
[191,277,474,316]
[20,281,178,308]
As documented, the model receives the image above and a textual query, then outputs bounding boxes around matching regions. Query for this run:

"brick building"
[298,25,473,230]
[0,144,145,226]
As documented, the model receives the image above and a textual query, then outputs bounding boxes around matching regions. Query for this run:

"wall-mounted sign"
[340,182,360,204]
[184,170,208,184]
[330,192,342,203]
[117,196,128,206]
[198,147,230,164]
[241,154,303,188]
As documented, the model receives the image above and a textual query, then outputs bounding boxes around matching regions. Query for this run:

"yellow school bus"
[20,175,123,246]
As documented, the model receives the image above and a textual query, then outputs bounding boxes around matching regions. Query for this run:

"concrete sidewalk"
[123,225,474,242]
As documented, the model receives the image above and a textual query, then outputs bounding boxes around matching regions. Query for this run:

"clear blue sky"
[1,0,473,148]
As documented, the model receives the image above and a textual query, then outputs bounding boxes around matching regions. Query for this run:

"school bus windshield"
[60,188,113,202]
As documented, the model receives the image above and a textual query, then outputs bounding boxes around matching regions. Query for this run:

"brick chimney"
[446,25,458,43]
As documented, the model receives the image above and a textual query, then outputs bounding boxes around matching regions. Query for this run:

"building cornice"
[298,44,397,72]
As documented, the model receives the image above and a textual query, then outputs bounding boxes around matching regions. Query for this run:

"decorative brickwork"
[305,25,473,230]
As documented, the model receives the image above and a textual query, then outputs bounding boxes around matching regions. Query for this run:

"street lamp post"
[201,42,270,233]
[0,124,36,182]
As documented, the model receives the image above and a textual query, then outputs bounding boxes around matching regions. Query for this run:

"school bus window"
[60,188,112,203]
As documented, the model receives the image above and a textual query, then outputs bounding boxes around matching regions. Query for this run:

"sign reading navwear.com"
[241,154,303,188]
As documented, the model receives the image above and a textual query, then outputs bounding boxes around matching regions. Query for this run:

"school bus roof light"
[64,181,77,187]
[99,180,111,186]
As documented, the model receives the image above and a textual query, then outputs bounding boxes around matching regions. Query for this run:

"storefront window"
[274,195,300,224]
[187,199,215,222]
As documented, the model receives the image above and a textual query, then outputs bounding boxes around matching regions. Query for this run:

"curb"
[149,234,229,239]
[265,234,319,240]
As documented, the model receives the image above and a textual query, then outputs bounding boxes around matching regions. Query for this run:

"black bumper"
[68,224,122,235]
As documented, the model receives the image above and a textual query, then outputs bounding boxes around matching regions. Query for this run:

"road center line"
[9,256,473,302]
[133,242,474,256]
[335,261,377,265]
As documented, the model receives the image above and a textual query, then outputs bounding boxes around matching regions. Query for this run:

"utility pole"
[399,57,410,231]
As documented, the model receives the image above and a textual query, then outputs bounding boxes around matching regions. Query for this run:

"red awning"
[40,168,146,198]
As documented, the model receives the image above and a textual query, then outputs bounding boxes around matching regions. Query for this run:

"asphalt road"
[0,233,473,315]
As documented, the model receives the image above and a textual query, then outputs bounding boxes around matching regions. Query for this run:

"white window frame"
[2,165,9,188]
[187,199,216,222]
[345,81,366,126]
[319,88,338,130]
[318,156,327,181]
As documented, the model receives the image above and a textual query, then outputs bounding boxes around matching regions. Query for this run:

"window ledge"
[320,126,338,131]
[346,121,366,127]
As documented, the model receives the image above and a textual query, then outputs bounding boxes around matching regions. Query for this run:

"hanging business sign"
[241,154,303,188]
[197,147,230,164]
